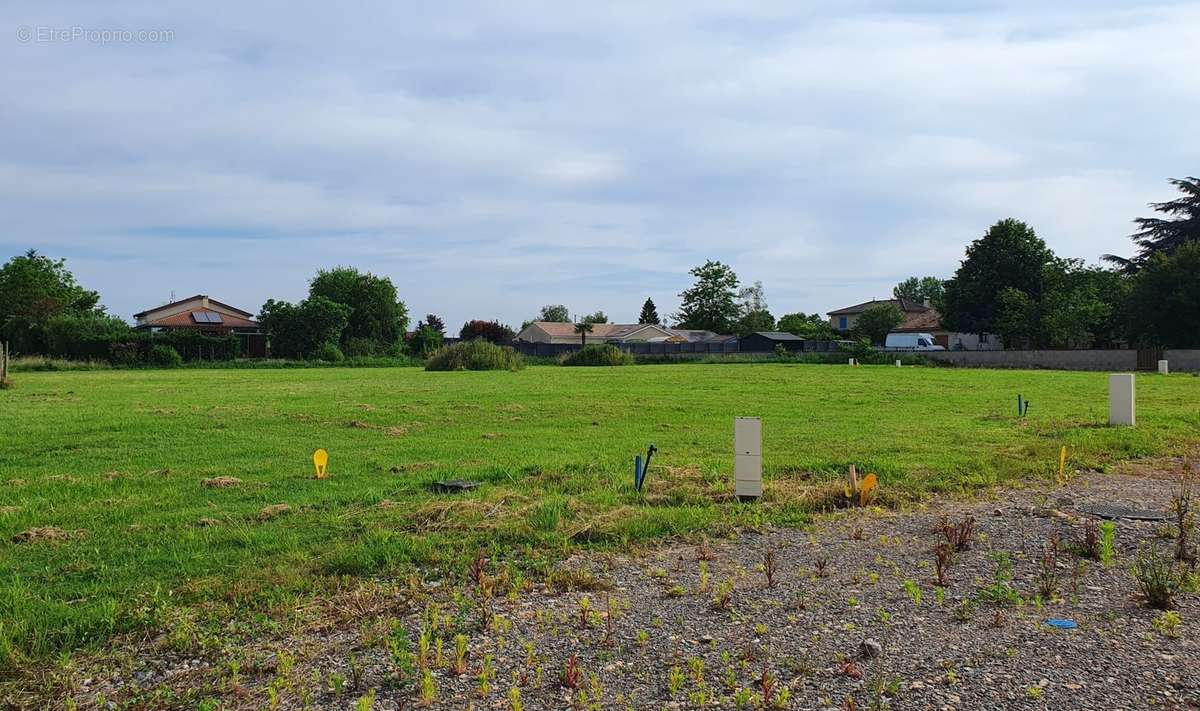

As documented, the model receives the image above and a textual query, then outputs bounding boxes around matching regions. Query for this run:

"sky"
[3,1,1198,329]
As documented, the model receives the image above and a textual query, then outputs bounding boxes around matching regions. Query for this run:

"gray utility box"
[734,417,762,499]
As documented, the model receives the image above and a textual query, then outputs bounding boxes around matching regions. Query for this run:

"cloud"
[1,1,1198,327]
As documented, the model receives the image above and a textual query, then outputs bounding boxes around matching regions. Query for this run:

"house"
[515,322,729,345]
[134,294,267,357]
[826,298,1001,351]
[739,331,805,352]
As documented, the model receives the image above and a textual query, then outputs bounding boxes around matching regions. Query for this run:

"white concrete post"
[848,357,856,366]
[1158,359,1169,375]
[1109,373,1135,427]
[895,360,902,367]
[734,417,762,499]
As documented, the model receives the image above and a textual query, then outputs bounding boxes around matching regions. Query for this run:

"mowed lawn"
[1,363,1196,666]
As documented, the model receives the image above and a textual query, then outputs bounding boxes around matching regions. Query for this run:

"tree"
[574,321,593,346]
[259,296,351,359]
[42,311,132,358]
[853,303,904,345]
[675,260,740,333]
[459,320,515,343]
[1126,242,1200,347]
[993,260,1128,349]
[1104,177,1200,273]
[893,276,945,309]
[638,298,661,325]
[736,309,775,337]
[942,219,1055,336]
[994,288,1038,349]
[0,250,104,353]
[408,324,443,358]
[309,267,408,350]
[538,304,571,322]
[777,312,836,340]
[581,311,608,324]
[732,280,774,335]
[423,313,446,335]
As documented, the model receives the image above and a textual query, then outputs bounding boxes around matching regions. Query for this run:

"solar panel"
[190,311,224,324]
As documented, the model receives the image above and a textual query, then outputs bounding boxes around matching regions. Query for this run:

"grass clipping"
[425,339,524,372]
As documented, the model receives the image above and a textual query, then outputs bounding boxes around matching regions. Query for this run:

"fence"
[923,349,1200,373]
[509,339,852,358]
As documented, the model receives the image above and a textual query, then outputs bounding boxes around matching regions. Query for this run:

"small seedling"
[1170,468,1196,566]
[934,543,953,587]
[451,634,468,675]
[1152,610,1183,638]
[417,669,435,707]
[939,515,975,552]
[1099,521,1116,565]
[712,580,734,611]
[814,558,830,578]
[667,665,685,696]
[1037,536,1061,601]
[902,579,922,606]
[762,548,778,589]
[562,654,583,690]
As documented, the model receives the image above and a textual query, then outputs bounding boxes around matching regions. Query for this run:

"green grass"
[0,364,1196,668]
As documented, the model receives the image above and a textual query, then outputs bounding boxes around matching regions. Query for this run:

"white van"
[884,332,945,351]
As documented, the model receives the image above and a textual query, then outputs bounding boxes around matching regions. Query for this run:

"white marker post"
[1158,359,1169,375]
[895,360,902,368]
[734,417,762,500]
[848,357,856,366]
[1109,373,1135,427]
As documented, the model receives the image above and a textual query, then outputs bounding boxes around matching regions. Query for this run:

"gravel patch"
[60,469,1200,710]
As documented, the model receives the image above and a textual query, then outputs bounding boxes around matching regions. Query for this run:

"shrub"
[425,339,523,371]
[149,344,183,368]
[560,344,633,366]
[343,337,380,358]
[109,341,142,366]
[458,320,516,344]
[313,341,345,363]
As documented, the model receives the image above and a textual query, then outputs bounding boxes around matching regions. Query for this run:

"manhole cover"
[1077,503,1165,521]
[430,479,482,493]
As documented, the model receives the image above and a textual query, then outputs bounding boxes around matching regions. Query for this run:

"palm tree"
[574,322,593,346]
[1104,176,1200,273]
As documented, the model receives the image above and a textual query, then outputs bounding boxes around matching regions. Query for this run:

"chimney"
[201,295,210,309]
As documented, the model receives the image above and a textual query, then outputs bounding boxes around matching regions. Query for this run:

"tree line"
[2,176,1196,360]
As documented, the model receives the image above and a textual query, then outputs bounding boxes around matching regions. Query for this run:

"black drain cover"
[1077,503,1165,521]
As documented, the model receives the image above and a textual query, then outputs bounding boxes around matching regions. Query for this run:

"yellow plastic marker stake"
[859,473,878,507]
[1057,446,1068,486]
[313,448,328,479]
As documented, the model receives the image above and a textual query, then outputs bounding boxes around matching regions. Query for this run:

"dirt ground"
[38,462,1200,710]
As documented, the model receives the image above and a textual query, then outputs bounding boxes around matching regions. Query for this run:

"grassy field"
[0,363,1196,669]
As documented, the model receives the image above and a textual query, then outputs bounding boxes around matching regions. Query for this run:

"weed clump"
[560,344,633,367]
[425,339,523,372]
[1133,544,1187,610]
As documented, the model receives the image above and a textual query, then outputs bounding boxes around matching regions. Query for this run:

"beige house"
[516,321,722,345]
[134,294,266,356]
[827,298,1001,350]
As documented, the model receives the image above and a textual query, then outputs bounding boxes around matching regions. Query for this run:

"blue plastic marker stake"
[1046,618,1077,630]
[634,455,644,491]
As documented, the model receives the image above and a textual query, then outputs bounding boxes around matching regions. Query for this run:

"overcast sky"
[3,2,1198,328]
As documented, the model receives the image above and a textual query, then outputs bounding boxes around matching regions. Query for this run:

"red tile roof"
[134,294,254,319]
[143,310,259,329]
